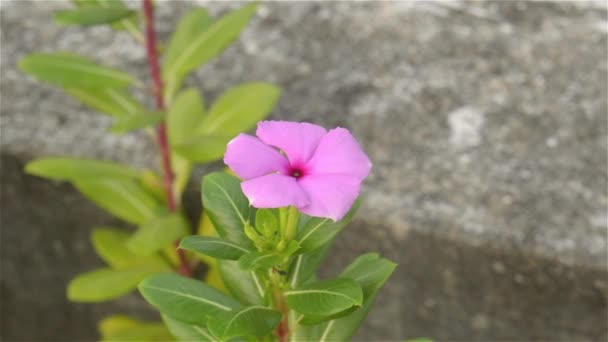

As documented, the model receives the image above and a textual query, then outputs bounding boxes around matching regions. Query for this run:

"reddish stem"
[142,0,191,277]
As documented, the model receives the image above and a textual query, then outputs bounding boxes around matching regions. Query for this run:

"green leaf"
[25,157,138,181]
[217,260,264,306]
[99,315,173,342]
[127,213,190,256]
[55,7,134,26]
[237,251,283,271]
[91,227,166,268]
[179,236,249,260]
[110,111,165,133]
[199,83,280,137]
[288,243,332,288]
[207,306,282,340]
[172,133,231,163]
[167,88,206,145]
[19,53,133,88]
[340,253,397,297]
[138,273,240,324]
[171,154,192,199]
[285,278,363,317]
[201,172,253,248]
[163,9,212,99]
[296,199,361,253]
[99,315,139,337]
[67,266,167,302]
[162,314,215,342]
[74,179,162,225]
[255,209,279,239]
[65,87,142,118]
[164,3,258,79]
[71,0,140,33]
[296,254,397,341]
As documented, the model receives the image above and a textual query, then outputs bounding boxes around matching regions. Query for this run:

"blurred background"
[1,1,607,341]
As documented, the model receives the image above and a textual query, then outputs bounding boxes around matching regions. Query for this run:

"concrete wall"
[1,1,607,341]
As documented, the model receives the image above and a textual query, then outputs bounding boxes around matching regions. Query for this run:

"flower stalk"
[142,0,191,277]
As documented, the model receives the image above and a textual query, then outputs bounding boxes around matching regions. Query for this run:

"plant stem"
[284,206,299,243]
[142,0,191,277]
[270,272,289,342]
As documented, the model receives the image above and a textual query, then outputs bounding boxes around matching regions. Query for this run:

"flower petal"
[224,134,288,180]
[297,174,361,221]
[305,127,372,179]
[256,121,327,166]
[241,174,310,208]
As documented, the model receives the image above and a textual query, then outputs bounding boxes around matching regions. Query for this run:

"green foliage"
[179,236,250,260]
[54,7,135,26]
[19,53,134,88]
[238,251,283,271]
[162,315,215,341]
[25,157,138,181]
[207,306,282,340]
[65,87,142,118]
[167,88,206,145]
[163,3,258,98]
[201,172,254,248]
[138,273,241,324]
[127,213,190,256]
[99,315,173,342]
[296,254,397,341]
[285,278,363,318]
[296,199,361,253]
[74,179,162,225]
[199,82,281,138]
[110,111,165,133]
[67,265,169,302]
[91,227,166,268]
[217,260,264,306]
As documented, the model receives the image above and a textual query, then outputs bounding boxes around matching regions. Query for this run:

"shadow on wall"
[2,154,607,341]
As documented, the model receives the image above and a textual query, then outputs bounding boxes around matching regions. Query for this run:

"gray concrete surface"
[1,1,607,341]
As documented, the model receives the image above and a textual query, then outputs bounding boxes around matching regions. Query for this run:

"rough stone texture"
[1,1,607,341]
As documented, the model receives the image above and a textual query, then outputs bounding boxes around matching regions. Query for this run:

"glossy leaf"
[296,199,361,253]
[65,87,142,118]
[162,314,215,342]
[25,157,138,181]
[238,251,283,271]
[172,133,232,163]
[74,179,161,225]
[163,9,213,100]
[19,53,133,88]
[91,227,166,269]
[217,260,264,306]
[110,111,164,133]
[201,172,253,248]
[138,273,240,324]
[167,88,205,145]
[163,3,257,79]
[199,83,280,138]
[207,306,282,340]
[127,214,190,256]
[67,266,167,302]
[54,7,134,26]
[288,242,332,288]
[284,278,363,317]
[179,236,249,260]
[297,254,397,341]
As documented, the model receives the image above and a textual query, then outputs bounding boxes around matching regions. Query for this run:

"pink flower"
[224,121,371,221]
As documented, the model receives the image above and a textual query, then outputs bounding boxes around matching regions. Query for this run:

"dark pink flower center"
[288,165,307,178]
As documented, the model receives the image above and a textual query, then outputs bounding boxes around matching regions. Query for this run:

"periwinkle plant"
[19,1,395,341]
